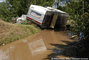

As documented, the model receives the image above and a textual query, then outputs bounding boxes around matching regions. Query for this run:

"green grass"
[0,20,40,46]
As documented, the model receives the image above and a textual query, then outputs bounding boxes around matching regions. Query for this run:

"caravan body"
[27,5,68,29]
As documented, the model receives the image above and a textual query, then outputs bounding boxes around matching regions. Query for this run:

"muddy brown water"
[0,30,74,60]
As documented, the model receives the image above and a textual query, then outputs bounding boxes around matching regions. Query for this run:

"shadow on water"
[44,40,83,60]
[44,48,63,60]
[41,27,65,32]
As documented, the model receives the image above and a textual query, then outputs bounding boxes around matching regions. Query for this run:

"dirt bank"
[0,20,40,45]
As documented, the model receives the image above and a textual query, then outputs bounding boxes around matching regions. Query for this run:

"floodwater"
[0,30,73,60]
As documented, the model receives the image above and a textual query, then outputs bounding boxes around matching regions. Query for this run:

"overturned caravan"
[27,5,68,29]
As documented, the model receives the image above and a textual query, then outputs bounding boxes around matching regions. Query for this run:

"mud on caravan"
[27,5,68,30]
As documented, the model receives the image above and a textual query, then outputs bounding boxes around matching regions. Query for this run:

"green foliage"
[58,0,89,34]
[58,0,83,15]
[0,0,54,22]
[81,12,89,38]
[84,0,89,13]
[21,20,29,25]
[58,0,89,57]
[0,2,14,22]
[71,12,89,35]
[30,0,54,7]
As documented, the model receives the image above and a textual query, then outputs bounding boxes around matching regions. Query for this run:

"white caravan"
[27,5,68,29]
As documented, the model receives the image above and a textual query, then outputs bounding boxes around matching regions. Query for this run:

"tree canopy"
[58,0,89,57]
[0,0,54,21]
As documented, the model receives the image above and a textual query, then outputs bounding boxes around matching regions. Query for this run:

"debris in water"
[22,40,28,43]
[28,39,47,55]
[3,43,5,46]
[0,50,10,60]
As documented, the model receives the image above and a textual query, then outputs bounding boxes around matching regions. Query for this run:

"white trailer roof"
[30,5,50,15]
[30,5,67,14]
[29,5,68,17]
[47,7,67,14]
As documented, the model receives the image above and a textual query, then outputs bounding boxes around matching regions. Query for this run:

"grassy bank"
[0,20,40,46]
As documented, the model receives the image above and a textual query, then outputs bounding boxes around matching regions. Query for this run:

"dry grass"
[0,19,40,45]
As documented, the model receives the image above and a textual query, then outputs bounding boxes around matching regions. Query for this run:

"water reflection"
[28,39,47,55]
[0,30,69,60]
[0,50,10,60]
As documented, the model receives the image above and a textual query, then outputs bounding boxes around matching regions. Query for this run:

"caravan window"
[30,10,41,19]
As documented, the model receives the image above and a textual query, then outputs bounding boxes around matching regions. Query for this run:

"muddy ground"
[0,30,75,60]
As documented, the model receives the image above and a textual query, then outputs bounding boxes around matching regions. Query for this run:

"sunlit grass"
[0,20,40,46]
